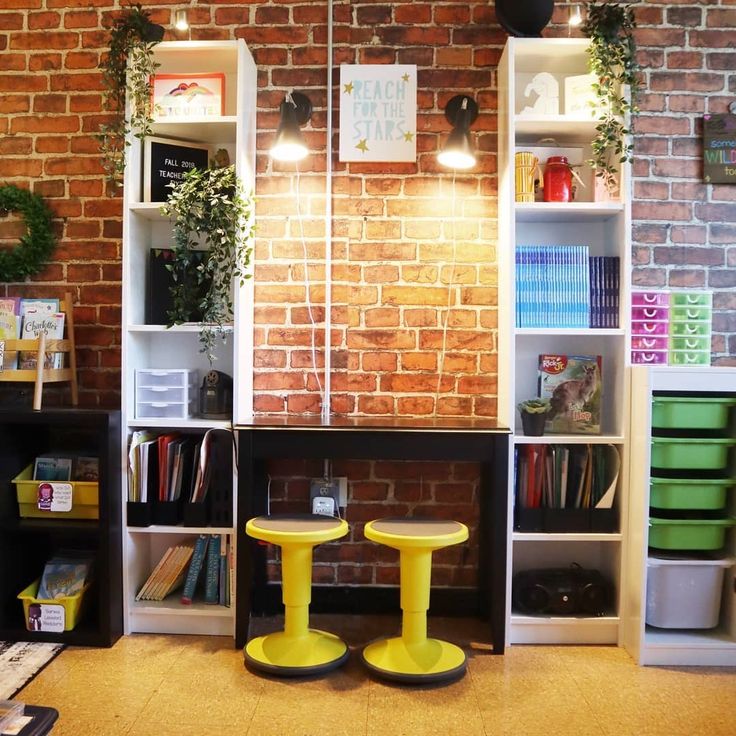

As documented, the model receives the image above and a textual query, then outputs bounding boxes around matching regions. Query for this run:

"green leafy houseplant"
[582,1,640,194]
[160,165,255,364]
[98,4,163,189]
[517,398,552,415]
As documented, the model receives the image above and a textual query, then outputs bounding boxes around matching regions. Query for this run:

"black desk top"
[235,415,510,434]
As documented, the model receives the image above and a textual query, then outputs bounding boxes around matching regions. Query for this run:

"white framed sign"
[339,64,417,162]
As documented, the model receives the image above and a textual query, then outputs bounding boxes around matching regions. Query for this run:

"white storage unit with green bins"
[626,366,736,666]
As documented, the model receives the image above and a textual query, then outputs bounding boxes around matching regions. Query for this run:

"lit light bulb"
[174,9,189,32]
[569,4,583,27]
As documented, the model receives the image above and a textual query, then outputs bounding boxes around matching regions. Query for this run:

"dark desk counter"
[235,416,510,654]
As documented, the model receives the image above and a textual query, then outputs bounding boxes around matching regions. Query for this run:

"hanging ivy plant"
[98,3,163,189]
[160,165,255,364]
[582,1,640,193]
[0,185,57,283]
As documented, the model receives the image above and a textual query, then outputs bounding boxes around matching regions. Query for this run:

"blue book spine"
[181,534,209,604]
[204,533,221,604]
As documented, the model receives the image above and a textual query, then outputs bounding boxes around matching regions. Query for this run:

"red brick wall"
[1,2,734,586]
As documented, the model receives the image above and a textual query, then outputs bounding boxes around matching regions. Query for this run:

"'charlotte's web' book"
[18,310,65,370]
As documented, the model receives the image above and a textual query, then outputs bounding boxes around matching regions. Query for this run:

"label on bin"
[37,482,72,512]
[27,602,65,632]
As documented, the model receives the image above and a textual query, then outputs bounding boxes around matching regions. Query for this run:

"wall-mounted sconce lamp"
[174,8,189,32]
[437,95,479,170]
[270,91,312,162]
[568,4,583,27]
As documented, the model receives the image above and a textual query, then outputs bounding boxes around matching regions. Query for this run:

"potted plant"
[517,398,552,436]
[160,163,255,365]
[98,3,164,189]
[582,1,640,195]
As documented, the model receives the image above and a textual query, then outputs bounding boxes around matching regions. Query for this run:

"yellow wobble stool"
[245,514,349,677]
[362,518,469,684]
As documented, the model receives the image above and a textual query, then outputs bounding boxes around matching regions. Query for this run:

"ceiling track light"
[174,8,189,32]
[270,91,312,163]
[437,95,479,171]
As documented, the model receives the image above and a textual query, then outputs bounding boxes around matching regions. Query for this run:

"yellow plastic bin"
[17,579,90,632]
[12,465,99,520]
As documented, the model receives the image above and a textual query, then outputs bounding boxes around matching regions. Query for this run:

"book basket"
[0,292,78,410]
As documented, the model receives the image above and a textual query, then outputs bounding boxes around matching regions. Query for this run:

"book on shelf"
[73,457,99,482]
[589,256,620,328]
[538,354,602,435]
[514,443,619,511]
[136,544,194,602]
[33,455,73,481]
[0,297,20,370]
[180,534,209,605]
[18,309,65,370]
[515,245,590,329]
[37,551,94,600]
[218,534,228,606]
[204,533,221,604]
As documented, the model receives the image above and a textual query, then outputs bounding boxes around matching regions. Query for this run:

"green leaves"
[582,2,640,194]
[160,165,255,365]
[98,4,160,189]
[0,185,57,283]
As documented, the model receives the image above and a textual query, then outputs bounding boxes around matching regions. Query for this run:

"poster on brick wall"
[339,64,417,162]
[703,113,736,184]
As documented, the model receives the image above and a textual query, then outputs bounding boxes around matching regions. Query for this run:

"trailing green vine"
[98,3,162,190]
[583,1,640,193]
[160,165,255,364]
[0,185,57,283]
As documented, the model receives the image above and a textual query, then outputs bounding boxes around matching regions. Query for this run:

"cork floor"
[16,615,736,736]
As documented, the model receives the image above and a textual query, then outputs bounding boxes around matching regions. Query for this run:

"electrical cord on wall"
[294,161,325,407]
[434,170,459,416]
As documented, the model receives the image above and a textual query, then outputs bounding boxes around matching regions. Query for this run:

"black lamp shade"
[495,0,554,38]
[270,92,312,162]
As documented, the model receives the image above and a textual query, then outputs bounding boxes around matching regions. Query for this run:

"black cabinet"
[0,409,122,647]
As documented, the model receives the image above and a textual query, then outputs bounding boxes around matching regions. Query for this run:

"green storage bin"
[650,437,734,469]
[651,397,736,430]
[670,321,711,337]
[670,306,712,322]
[670,292,712,307]
[669,336,711,352]
[649,517,735,551]
[650,477,735,510]
[668,350,711,367]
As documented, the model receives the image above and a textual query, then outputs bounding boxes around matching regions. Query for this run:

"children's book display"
[0,293,78,410]
[538,354,602,435]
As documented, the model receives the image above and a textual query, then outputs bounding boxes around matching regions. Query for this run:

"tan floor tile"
[49,716,132,736]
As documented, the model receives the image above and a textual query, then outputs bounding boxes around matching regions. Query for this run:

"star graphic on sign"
[343,82,354,94]
[355,139,369,153]
[402,73,410,83]
[403,131,414,142]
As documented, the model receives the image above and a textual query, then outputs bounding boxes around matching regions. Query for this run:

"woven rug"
[0,641,64,699]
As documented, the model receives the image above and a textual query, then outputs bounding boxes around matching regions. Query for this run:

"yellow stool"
[244,514,349,676]
[362,518,469,684]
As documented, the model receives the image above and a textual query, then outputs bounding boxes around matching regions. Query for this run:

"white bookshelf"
[497,38,632,646]
[120,40,256,637]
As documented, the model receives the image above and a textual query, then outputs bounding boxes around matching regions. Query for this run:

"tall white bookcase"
[121,40,256,636]
[497,38,632,645]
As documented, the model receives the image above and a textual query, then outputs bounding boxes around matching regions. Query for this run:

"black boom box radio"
[512,563,612,616]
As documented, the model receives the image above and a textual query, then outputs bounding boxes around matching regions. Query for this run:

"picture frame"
[151,73,226,120]
[143,136,210,203]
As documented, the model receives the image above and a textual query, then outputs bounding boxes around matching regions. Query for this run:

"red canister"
[543,156,572,202]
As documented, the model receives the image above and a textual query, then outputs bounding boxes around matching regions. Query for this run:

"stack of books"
[135,544,194,602]
[0,297,65,371]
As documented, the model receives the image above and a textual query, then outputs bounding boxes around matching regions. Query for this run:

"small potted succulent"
[517,397,552,436]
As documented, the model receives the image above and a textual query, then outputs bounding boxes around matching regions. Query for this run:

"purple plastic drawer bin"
[632,350,668,365]
[632,306,669,322]
[632,291,669,307]
[632,335,668,351]
[631,320,668,337]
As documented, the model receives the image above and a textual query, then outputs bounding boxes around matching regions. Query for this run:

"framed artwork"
[339,64,417,162]
[152,73,225,119]
[143,137,210,203]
